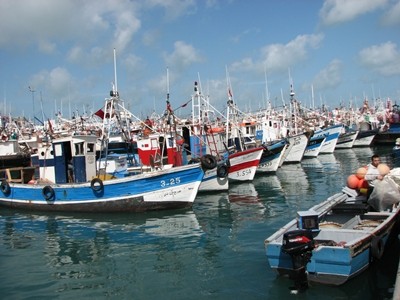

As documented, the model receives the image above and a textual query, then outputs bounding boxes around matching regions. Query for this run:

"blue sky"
[1,0,400,122]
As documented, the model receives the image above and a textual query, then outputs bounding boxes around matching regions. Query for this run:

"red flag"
[94,108,104,119]
[228,89,232,98]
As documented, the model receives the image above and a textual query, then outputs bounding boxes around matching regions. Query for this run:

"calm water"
[1,146,399,299]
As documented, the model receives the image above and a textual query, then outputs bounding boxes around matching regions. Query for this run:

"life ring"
[91,178,104,193]
[42,185,55,201]
[371,236,384,259]
[1,180,11,195]
[200,154,217,170]
[216,164,229,178]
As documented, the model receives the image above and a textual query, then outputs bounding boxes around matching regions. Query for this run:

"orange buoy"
[355,167,367,179]
[377,163,390,176]
[357,178,369,189]
[347,174,360,189]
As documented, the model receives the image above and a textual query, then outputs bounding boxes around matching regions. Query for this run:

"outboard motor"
[282,229,314,291]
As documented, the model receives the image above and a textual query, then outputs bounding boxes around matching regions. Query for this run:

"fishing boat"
[353,128,378,147]
[0,132,206,212]
[303,135,326,158]
[0,67,209,212]
[315,124,343,154]
[282,132,309,164]
[257,139,287,173]
[264,180,400,288]
[335,129,359,149]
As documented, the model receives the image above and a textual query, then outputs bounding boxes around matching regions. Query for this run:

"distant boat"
[303,135,326,158]
[264,184,400,288]
[335,129,359,149]
[373,123,400,145]
[353,128,378,147]
[315,124,343,154]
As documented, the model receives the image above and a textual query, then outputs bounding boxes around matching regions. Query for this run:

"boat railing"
[0,166,37,184]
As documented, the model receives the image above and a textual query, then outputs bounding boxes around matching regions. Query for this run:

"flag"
[94,108,104,119]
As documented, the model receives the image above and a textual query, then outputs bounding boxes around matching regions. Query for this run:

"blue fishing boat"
[314,124,343,154]
[303,135,326,158]
[0,134,205,212]
[257,139,287,172]
[265,182,400,288]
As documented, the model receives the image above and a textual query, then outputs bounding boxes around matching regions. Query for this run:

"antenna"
[113,48,118,93]
[166,67,170,101]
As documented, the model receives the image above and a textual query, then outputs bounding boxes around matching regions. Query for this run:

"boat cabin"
[31,135,97,184]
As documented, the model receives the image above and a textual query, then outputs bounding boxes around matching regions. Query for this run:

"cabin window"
[74,142,84,155]
[87,143,95,153]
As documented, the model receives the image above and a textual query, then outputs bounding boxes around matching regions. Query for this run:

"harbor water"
[1,146,399,299]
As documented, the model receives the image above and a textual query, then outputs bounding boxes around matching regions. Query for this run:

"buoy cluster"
[346,163,390,194]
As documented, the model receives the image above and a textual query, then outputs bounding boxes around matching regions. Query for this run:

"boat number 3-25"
[161,177,181,187]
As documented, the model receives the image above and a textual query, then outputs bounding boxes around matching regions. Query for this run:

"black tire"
[216,164,229,178]
[91,178,104,193]
[200,154,217,170]
[1,180,11,195]
[42,185,55,201]
[371,236,384,259]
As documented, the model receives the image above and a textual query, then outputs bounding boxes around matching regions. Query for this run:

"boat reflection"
[277,163,309,194]
[228,182,260,204]
[0,208,204,244]
[253,174,283,194]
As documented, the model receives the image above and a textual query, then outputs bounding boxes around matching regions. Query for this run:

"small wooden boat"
[264,182,400,288]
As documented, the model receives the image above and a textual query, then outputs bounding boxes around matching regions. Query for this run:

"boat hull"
[264,190,400,286]
[199,167,229,192]
[228,148,263,181]
[303,137,325,158]
[257,141,287,173]
[283,133,309,163]
[0,163,204,212]
[335,131,358,149]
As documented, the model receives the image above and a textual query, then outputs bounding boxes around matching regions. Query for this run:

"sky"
[1,0,400,123]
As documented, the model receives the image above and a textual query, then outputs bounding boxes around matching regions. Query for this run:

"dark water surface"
[1,146,399,299]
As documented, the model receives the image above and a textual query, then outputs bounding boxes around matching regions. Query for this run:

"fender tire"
[216,164,229,178]
[200,154,217,170]
[371,236,384,259]
[91,178,104,193]
[42,185,55,201]
[1,180,11,196]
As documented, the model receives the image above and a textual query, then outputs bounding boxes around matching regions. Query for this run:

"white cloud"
[38,40,57,54]
[312,59,343,90]
[163,41,203,70]
[319,0,387,26]
[0,0,141,57]
[144,0,196,20]
[359,41,400,76]
[231,34,324,74]
[30,67,73,94]
[382,0,400,25]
